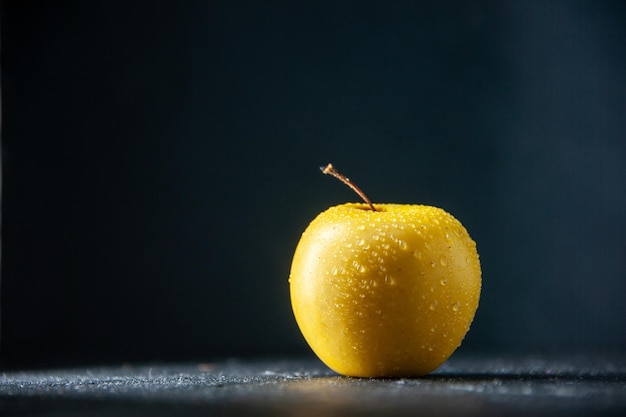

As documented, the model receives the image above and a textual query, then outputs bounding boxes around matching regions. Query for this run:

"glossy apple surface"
[289,203,481,377]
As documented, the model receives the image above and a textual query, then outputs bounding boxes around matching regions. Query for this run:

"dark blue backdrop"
[2,1,625,369]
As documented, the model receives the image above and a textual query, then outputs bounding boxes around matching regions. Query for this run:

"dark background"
[1,1,624,370]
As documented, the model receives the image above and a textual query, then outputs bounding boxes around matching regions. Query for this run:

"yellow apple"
[289,165,481,377]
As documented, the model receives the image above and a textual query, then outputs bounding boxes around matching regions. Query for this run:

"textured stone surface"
[1,353,624,416]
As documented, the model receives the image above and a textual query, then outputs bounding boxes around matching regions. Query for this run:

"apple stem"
[320,163,377,211]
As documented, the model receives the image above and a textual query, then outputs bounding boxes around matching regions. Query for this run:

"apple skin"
[289,203,481,377]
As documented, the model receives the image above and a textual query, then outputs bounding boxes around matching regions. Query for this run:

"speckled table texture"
[1,353,624,416]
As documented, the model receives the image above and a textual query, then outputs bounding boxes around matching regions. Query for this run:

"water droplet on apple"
[384,275,396,285]
[398,240,408,250]
[440,278,447,286]
[356,239,365,246]
[429,300,438,311]
[452,301,461,312]
[331,266,338,276]
[439,255,448,267]
[357,264,367,274]
[357,225,365,231]
[413,250,423,260]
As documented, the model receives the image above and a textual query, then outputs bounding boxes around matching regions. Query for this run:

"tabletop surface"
[1,352,625,416]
